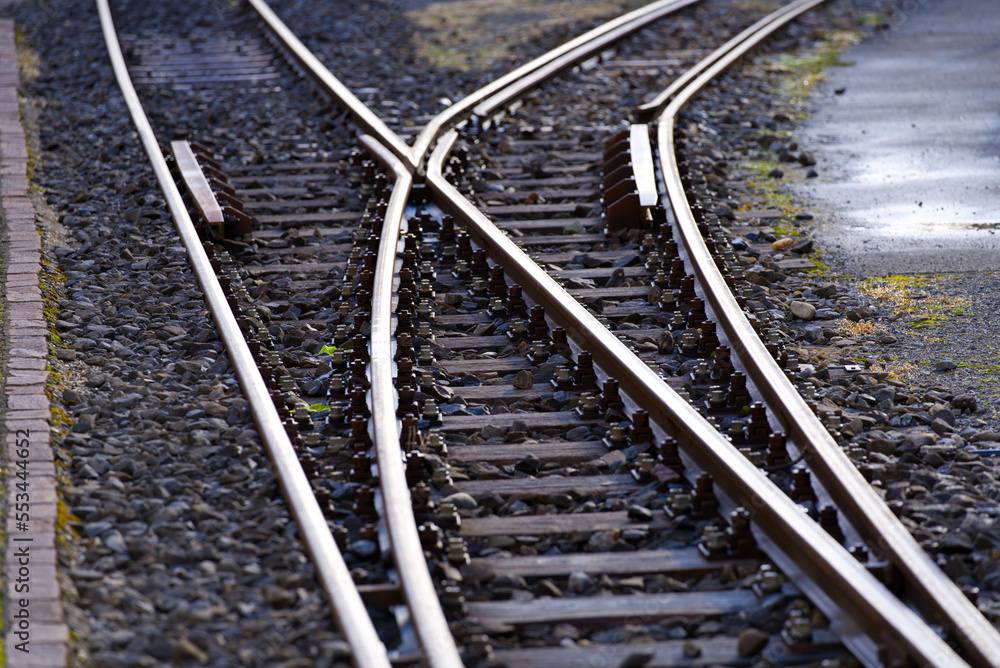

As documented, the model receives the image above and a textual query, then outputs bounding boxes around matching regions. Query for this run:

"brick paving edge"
[0,18,69,666]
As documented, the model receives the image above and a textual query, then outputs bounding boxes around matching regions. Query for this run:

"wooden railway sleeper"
[602,124,658,233]
[171,140,252,239]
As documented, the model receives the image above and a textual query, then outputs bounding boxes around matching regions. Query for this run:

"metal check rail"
[651,1,1000,666]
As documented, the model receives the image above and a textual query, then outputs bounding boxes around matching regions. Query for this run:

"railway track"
[94,0,1000,666]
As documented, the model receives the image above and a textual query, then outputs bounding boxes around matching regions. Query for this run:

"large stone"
[932,417,956,435]
[952,394,978,412]
[801,325,824,342]
[443,492,478,510]
[567,571,595,594]
[512,370,534,389]
[930,405,956,426]
[789,301,816,320]
[172,638,209,664]
[737,628,771,657]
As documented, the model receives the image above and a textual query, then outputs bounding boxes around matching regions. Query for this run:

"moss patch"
[858,275,970,330]
[760,30,860,113]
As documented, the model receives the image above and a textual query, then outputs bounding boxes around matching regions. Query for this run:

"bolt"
[552,365,573,390]
[603,425,628,450]
[507,317,528,340]
[705,386,727,412]
[782,608,812,644]
[418,522,443,553]
[699,526,729,556]
[437,500,460,529]
[628,409,653,445]
[668,487,693,514]
[425,431,447,455]
[576,392,600,419]
[658,438,684,472]
[528,339,549,364]
[689,359,711,384]
[416,321,434,339]
[432,468,453,490]
[755,564,783,596]
[421,399,442,426]
[600,378,624,414]
[488,297,506,316]
[446,537,470,565]
[418,345,435,365]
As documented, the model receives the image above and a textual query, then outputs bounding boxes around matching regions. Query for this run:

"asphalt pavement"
[795,0,1000,275]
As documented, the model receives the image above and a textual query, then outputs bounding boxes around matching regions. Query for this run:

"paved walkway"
[0,18,67,666]
[795,0,1000,275]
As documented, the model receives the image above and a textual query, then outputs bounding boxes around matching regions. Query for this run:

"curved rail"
[653,4,1000,667]
[358,135,464,668]
[425,127,965,668]
[410,0,700,168]
[635,0,821,120]
[228,1,999,666]
[249,0,702,172]
[96,1,392,666]
[246,0,465,663]
[247,0,416,169]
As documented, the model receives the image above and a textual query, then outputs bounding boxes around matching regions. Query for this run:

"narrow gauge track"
[421,2,1000,666]
[98,1,397,665]
[418,2,997,665]
[97,0,1000,667]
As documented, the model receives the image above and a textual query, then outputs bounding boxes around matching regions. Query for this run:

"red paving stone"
[8,301,43,315]
[5,371,48,385]
[7,357,46,370]
[5,409,51,421]
[0,20,66,666]
[8,395,49,411]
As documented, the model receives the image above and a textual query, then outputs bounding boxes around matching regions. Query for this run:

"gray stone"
[349,539,378,558]
[930,406,957,426]
[952,394,978,412]
[480,425,506,440]
[789,238,814,254]
[789,300,816,320]
[872,387,896,403]
[171,637,209,664]
[801,325,824,342]
[932,418,956,435]
[626,505,653,522]
[567,571,596,594]
[513,370,534,389]
[443,492,478,510]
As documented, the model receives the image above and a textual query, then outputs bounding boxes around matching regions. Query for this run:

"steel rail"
[425,129,967,668]
[241,1,745,664]
[410,0,700,169]
[246,0,416,170]
[236,1,986,664]
[653,3,1000,668]
[96,2,392,666]
[358,134,465,668]
[250,0,702,170]
[634,0,821,121]
[250,0,464,659]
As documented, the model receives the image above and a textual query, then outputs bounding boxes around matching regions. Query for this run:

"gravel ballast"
[672,0,1000,630]
[16,1,351,665]
[7,0,1000,663]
